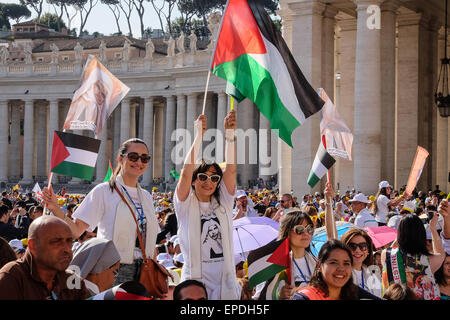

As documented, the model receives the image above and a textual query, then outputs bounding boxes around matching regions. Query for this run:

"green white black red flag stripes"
[307,140,336,188]
[247,238,291,289]
[211,0,324,147]
[50,131,101,181]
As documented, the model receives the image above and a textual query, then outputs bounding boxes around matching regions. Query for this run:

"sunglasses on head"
[197,173,221,184]
[348,242,368,251]
[122,152,151,164]
[292,224,314,235]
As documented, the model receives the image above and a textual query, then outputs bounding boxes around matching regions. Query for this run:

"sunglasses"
[197,173,221,184]
[292,224,314,235]
[122,152,151,164]
[348,242,368,251]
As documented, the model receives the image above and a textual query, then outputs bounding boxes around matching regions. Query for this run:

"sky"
[2,0,180,37]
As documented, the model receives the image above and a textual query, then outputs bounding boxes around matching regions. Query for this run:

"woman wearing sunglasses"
[253,209,317,300]
[340,228,382,297]
[42,138,159,286]
[174,110,241,300]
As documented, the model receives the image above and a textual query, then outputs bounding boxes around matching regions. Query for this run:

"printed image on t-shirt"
[201,213,223,260]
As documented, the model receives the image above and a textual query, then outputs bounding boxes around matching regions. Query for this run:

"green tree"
[19,0,44,23]
[34,12,67,30]
[3,3,31,24]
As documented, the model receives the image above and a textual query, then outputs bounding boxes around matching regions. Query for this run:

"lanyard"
[361,270,365,289]
[292,255,311,283]
[121,186,145,231]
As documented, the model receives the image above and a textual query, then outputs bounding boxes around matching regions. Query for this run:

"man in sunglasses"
[349,193,378,228]
[272,194,294,222]
[233,190,258,220]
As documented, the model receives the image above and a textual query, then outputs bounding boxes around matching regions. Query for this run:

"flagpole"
[43,171,54,215]
[322,135,337,238]
[201,70,212,115]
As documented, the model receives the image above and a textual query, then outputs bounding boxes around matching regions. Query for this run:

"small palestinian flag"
[211,0,324,147]
[248,237,291,289]
[50,131,101,181]
[307,139,336,188]
[103,160,113,182]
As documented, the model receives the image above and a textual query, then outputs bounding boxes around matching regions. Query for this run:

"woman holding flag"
[173,109,240,300]
[42,138,160,286]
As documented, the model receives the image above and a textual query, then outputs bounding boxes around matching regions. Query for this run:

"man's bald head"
[28,215,71,242]
[28,215,74,272]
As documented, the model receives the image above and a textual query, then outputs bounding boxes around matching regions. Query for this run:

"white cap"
[173,238,180,248]
[8,239,24,252]
[169,235,178,244]
[379,181,392,189]
[235,190,247,199]
[401,200,416,213]
[349,193,369,204]
[235,253,245,265]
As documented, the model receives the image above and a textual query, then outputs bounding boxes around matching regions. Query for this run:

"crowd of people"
[0,108,449,301]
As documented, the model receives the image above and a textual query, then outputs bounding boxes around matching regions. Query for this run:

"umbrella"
[363,226,397,249]
[232,217,279,259]
[310,221,356,257]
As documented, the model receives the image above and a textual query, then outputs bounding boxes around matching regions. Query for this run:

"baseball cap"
[401,200,416,213]
[379,181,392,189]
[168,269,181,287]
[235,190,247,199]
[349,193,369,204]
[174,253,184,264]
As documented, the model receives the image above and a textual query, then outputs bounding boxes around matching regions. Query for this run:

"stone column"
[94,125,108,184]
[120,98,131,143]
[186,93,198,147]
[138,100,144,139]
[216,92,227,163]
[20,99,34,184]
[353,0,382,195]
[112,106,121,166]
[259,113,271,181]
[47,99,59,174]
[380,0,399,186]
[0,100,8,182]
[36,104,47,180]
[130,103,136,138]
[164,95,176,182]
[175,94,187,173]
[154,105,164,180]
[336,18,356,192]
[396,13,427,190]
[142,97,154,186]
[9,104,20,181]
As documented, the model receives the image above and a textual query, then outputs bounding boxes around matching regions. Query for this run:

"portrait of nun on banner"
[63,55,130,138]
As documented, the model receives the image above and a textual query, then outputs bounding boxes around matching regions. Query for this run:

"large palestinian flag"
[211,0,324,147]
[50,131,101,181]
[247,238,291,289]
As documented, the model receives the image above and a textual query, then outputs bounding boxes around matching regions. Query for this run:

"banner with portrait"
[63,55,130,138]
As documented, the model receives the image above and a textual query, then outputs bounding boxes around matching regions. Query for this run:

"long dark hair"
[397,215,430,256]
[340,228,375,267]
[309,240,359,300]
[191,160,223,205]
[373,187,388,215]
[109,138,149,191]
[0,236,16,269]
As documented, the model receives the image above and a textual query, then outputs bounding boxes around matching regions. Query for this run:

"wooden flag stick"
[201,70,212,115]
[322,135,337,238]
[43,171,54,215]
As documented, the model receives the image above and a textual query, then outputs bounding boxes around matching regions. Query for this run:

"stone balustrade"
[0,50,212,78]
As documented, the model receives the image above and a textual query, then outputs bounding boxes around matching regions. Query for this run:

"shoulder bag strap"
[113,184,148,262]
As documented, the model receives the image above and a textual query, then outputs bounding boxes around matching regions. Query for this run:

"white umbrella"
[232,217,279,259]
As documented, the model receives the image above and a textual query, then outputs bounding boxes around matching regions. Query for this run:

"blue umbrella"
[310,221,356,257]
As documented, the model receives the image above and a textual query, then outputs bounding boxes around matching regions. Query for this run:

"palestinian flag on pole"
[211,0,324,147]
[50,131,101,181]
[247,238,291,290]
[307,139,336,188]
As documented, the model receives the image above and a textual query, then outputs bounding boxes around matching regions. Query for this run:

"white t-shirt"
[174,180,235,300]
[375,195,390,223]
[292,256,314,289]
[72,182,157,258]
[354,208,378,228]
[352,267,382,297]
[387,214,403,229]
